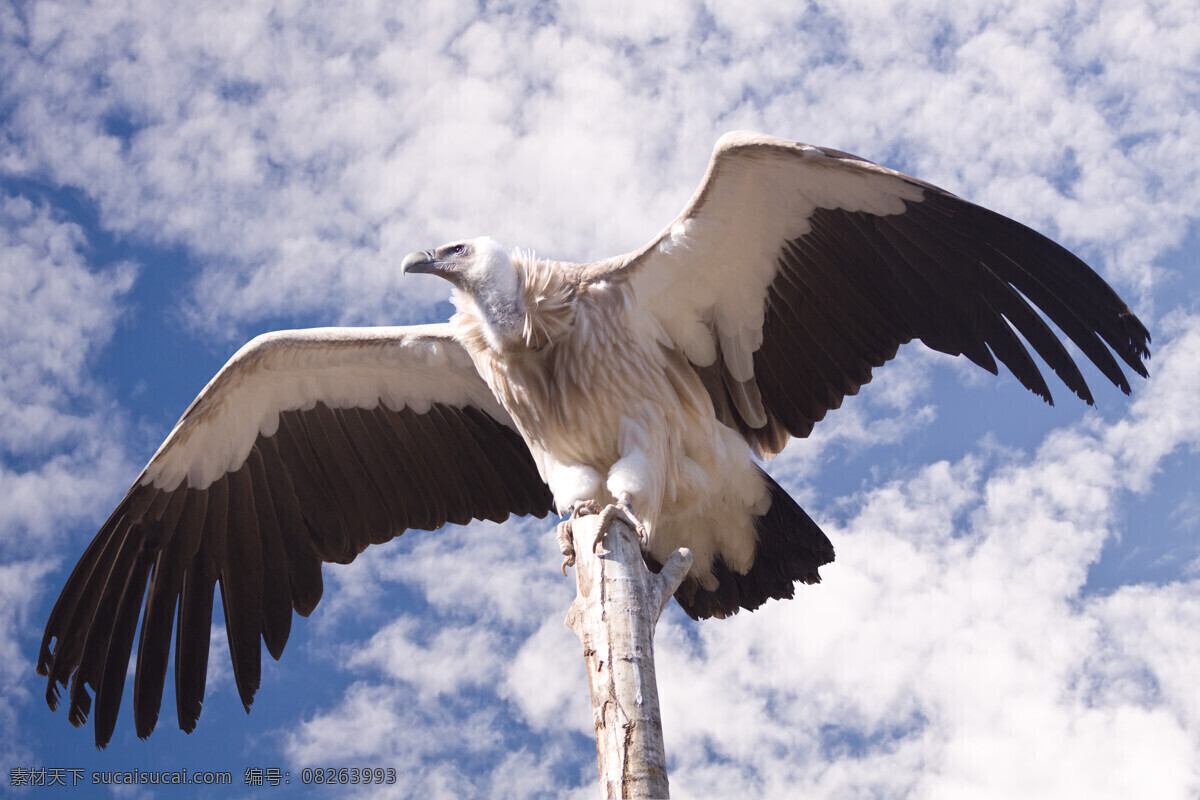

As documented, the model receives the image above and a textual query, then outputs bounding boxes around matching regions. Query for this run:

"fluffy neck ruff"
[452,249,577,354]
[515,250,577,350]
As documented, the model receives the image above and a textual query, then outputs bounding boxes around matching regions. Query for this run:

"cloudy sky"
[3,0,1199,797]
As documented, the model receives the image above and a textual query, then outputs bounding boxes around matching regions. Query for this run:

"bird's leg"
[558,500,602,574]
[593,495,649,554]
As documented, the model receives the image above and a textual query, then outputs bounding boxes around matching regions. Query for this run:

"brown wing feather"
[752,194,1150,442]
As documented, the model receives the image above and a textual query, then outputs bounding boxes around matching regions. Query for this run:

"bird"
[38,131,1151,748]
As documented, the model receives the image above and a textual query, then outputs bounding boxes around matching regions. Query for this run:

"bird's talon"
[592,501,650,553]
[556,516,577,575]
[559,499,643,568]
[570,500,602,518]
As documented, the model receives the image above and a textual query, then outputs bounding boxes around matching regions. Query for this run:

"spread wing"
[603,131,1151,455]
[38,324,553,747]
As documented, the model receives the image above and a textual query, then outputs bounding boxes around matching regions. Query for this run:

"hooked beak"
[401,250,439,275]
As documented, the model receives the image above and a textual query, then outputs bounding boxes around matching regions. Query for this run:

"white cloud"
[0,195,135,544]
[347,617,502,699]
[1106,310,1200,490]
[0,441,131,547]
[502,616,589,733]
[326,517,575,627]
[0,192,138,763]
[1089,581,1200,735]
[0,559,55,764]
[6,0,1190,340]
[565,0,700,44]
[0,196,133,403]
[284,680,567,800]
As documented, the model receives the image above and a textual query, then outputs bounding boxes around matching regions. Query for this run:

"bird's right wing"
[39,323,554,747]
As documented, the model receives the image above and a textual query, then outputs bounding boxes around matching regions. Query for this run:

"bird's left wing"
[38,324,553,747]
[597,132,1150,455]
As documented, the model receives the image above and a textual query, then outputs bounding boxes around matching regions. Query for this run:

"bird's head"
[402,236,517,297]
[402,236,526,347]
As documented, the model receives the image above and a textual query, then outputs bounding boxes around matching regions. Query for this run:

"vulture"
[39,131,1150,747]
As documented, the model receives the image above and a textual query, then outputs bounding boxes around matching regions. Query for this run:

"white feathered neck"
[451,248,578,354]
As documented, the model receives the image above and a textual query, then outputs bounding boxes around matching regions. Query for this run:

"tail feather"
[672,468,834,620]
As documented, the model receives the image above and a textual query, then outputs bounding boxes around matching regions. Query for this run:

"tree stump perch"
[564,511,693,799]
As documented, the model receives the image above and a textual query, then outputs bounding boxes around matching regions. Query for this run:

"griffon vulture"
[39,131,1150,747]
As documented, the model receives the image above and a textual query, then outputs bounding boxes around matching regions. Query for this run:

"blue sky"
[3,1,1199,797]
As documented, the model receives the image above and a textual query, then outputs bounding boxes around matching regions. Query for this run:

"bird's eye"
[452,244,466,255]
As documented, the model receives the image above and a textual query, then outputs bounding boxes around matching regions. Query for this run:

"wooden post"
[564,511,693,799]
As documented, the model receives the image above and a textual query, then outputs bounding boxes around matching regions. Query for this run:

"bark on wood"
[564,511,693,799]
